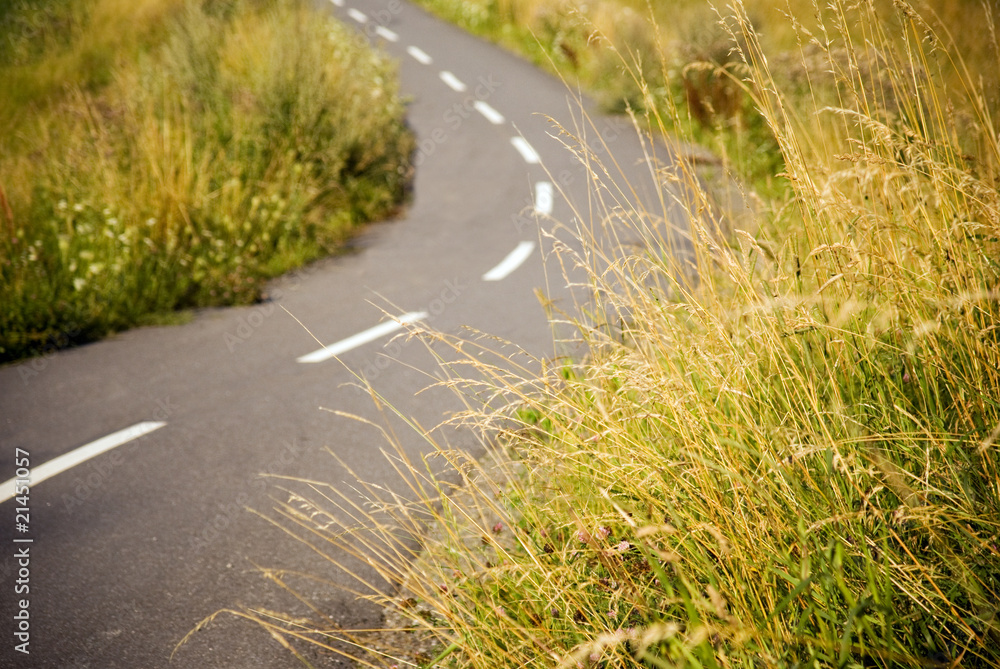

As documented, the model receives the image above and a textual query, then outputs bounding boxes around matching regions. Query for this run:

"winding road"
[0,0,683,666]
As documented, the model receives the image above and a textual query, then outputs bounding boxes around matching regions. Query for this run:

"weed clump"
[0,0,413,361]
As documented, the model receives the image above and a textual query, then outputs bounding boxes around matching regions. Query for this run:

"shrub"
[0,0,413,361]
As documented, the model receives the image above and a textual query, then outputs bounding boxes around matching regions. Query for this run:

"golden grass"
[243,1,1000,667]
[0,0,179,125]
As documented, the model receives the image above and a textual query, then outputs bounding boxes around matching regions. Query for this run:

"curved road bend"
[0,0,687,666]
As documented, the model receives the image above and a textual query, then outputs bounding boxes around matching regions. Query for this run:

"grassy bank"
[254,1,999,667]
[0,0,413,362]
[409,0,999,192]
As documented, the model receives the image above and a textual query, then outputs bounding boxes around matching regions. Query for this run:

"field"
[0,0,413,362]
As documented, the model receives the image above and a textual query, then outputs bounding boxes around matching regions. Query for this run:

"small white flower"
[73,277,86,291]
[57,200,68,211]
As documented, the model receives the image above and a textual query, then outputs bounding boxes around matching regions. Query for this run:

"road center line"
[439,71,467,92]
[510,136,541,164]
[296,311,429,364]
[483,241,536,281]
[375,25,399,42]
[330,0,344,6]
[0,422,167,504]
[473,100,505,125]
[407,45,432,65]
[535,181,554,215]
[347,7,367,22]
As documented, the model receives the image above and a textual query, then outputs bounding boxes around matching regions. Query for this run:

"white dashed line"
[407,45,433,65]
[534,181,554,215]
[0,422,167,504]
[347,8,367,23]
[297,312,429,364]
[473,101,505,125]
[483,241,536,281]
[375,26,399,42]
[330,0,344,6]
[510,137,541,164]
[439,71,467,92]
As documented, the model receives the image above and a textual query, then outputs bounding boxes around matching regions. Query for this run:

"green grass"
[240,1,1000,667]
[0,0,414,362]
[0,0,176,123]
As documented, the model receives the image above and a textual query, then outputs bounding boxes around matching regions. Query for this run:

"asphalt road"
[0,0,686,666]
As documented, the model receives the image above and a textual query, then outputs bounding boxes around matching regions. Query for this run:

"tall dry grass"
[249,1,999,667]
[413,0,999,190]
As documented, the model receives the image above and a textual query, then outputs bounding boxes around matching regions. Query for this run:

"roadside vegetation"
[412,0,999,193]
[0,0,413,362]
[246,0,1000,667]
